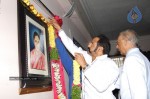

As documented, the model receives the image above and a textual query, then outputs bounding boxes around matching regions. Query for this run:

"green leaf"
[71,85,81,99]
[50,48,59,60]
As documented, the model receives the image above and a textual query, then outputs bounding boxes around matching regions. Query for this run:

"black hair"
[33,31,40,40]
[97,34,111,55]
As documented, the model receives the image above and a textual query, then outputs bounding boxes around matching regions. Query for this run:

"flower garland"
[22,0,48,24]
[73,60,80,85]
[51,60,66,99]
[72,60,81,99]
[48,23,66,99]
[52,16,81,99]
[22,0,67,99]
[48,25,55,48]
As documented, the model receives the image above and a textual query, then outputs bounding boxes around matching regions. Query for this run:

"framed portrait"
[17,0,52,94]
[26,15,49,76]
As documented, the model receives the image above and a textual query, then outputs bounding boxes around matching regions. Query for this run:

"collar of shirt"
[91,54,108,64]
[126,48,139,56]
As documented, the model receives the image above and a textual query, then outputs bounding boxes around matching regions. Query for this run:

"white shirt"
[58,30,119,99]
[120,48,150,99]
[82,55,119,99]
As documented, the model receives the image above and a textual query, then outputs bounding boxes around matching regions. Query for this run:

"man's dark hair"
[97,34,111,55]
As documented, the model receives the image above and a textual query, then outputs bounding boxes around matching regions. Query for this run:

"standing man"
[116,29,150,99]
[51,18,119,99]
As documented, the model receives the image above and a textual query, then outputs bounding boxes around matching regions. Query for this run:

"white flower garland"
[52,62,66,99]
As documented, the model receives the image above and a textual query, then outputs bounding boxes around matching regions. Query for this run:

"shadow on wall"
[142,51,150,61]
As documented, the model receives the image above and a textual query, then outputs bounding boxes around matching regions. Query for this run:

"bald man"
[116,29,150,99]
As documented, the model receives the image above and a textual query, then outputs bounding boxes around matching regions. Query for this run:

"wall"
[0,0,91,99]
[0,0,53,99]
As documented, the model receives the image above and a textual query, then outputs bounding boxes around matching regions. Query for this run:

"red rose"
[54,15,63,26]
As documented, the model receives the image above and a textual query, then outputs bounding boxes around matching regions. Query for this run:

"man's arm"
[51,18,84,56]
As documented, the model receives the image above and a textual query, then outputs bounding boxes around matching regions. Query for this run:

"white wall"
[0,0,53,99]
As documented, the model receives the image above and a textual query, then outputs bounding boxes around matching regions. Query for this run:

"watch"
[83,64,89,70]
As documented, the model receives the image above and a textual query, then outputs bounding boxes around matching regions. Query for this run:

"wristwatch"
[83,64,89,70]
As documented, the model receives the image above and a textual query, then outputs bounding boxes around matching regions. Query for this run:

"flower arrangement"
[72,60,81,99]
[49,25,66,99]
[73,60,80,85]
[51,61,66,99]
[48,17,66,99]
[22,0,48,24]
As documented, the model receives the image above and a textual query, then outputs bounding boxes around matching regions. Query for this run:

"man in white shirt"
[116,29,150,99]
[51,18,119,99]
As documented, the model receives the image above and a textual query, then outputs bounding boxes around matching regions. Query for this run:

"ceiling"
[70,0,150,40]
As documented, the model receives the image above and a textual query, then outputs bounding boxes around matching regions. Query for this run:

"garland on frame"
[53,16,81,99]
[72,60,81,99]
[48,22,67,99]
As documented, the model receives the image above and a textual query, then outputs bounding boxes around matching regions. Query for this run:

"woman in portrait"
[30,31,45,70]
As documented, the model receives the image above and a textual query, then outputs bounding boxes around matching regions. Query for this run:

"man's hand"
[74,53,87,69]
[50,18,61,31]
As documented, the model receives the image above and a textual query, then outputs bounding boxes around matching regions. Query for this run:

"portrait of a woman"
[30,31,45,70]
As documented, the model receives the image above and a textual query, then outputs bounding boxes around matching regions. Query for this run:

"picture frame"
[17,0,52,94]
